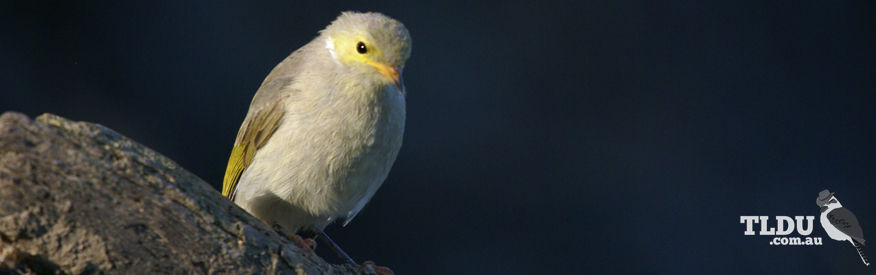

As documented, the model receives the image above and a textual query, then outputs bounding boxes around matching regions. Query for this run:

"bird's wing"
[827,208,866,244]
[222,77,295,199]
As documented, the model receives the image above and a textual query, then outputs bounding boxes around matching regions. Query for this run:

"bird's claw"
[272,224,317,252]
[359,260,393,275]
[289,234,317,252]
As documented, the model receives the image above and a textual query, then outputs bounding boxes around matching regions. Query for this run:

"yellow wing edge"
[221,99,285,200]
[222,144,252,198]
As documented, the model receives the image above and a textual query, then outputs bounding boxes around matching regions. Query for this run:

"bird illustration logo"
[817,189,869,266]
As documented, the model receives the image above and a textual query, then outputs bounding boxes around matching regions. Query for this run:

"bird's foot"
[359,261,394,275]
[288,234,317,252]
[272,224,317,252]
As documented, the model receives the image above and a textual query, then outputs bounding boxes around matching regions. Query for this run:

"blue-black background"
[2,1,875,274]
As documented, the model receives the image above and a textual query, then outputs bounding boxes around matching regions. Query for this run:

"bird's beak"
[368,61,403,90]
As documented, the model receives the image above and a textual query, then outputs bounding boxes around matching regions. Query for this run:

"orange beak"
[367,61,404,90]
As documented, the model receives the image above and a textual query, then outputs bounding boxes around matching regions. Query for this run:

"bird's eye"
[356,42,367,54]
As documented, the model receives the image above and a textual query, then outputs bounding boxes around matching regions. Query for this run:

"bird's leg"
[314,228,356,265]
[314,228,393,275]
[273,224,316,252]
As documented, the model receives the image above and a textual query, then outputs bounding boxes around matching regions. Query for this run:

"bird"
[220,11,410,267]
[817,189,869,266]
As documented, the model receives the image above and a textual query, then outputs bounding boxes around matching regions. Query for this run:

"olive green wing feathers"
[222,77,294,199]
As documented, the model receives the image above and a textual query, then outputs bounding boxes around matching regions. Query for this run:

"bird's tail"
[852,240,870,266]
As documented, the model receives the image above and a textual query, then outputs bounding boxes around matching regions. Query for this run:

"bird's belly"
[820,213,849,241]
[236,90,405,229]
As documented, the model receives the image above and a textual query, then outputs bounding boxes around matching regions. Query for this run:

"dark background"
[2,1,875,274]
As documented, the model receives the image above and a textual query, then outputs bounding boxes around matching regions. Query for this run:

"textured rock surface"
[0,112,357,274]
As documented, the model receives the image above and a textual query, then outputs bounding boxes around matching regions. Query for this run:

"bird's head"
[322,11,412,90]
[820,196,843,213]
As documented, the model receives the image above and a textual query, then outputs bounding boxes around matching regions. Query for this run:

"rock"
[0,112,358,274]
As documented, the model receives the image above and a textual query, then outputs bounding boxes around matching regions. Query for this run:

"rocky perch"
[0,112,359,274]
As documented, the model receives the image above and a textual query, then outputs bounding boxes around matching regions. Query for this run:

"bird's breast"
[820,211,849,241]
[259,83,405,217]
